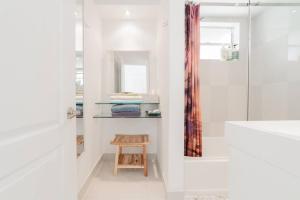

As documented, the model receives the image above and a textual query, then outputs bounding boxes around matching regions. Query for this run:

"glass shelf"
[94,101,161,119]
[95,102,159,105]
[93,113,161,119]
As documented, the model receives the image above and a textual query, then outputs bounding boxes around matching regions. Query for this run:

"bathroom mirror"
[75,0,84,157]
[114,51,150,94]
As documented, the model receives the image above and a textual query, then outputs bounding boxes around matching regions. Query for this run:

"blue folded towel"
[111,104,140,113]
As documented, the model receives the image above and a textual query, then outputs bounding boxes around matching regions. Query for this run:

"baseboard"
[160,171,168,193]
[78,153,103,200]
[155,156,168,195]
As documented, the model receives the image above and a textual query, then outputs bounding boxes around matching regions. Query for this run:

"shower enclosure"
[185,0,300,197]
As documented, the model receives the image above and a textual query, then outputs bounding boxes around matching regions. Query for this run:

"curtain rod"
[186,1,300,7]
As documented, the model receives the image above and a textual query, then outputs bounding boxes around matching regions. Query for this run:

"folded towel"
[111,104,140,113]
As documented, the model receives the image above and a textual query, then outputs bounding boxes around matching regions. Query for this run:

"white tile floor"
[81,155,228,200]
[185,195,228,200]
[81,155,166,200]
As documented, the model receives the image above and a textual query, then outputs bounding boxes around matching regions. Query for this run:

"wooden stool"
[111,134,149,176]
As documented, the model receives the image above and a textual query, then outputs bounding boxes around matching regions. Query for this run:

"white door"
[0,0,77,200]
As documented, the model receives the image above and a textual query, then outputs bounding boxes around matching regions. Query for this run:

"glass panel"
[249,3,300,120]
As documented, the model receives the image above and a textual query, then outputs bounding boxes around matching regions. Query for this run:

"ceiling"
[95,0,160,5]
[97,5,160,20]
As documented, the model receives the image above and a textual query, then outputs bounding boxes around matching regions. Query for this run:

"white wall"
[102,20,157,51]
[200,18,249,137]
[75,20,83,52]
[249,6,300,120]
[77,0,103,192]
[157,0,185,199]
[167,0,185,196]
[156,0,169,193]
[99,19,160,154]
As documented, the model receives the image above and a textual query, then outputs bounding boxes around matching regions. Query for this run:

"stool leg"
[114,146,120,176]
[119,146,122,155]
[143,145,148,177]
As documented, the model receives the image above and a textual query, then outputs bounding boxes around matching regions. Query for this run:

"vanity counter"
[225,121,300,200]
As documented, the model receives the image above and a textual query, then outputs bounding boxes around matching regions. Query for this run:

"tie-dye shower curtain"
[184,3,202,157]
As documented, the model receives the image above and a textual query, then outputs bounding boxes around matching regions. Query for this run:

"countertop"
[225,120,300,178]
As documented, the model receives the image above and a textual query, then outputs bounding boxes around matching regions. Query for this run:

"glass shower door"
[249,2,300,120]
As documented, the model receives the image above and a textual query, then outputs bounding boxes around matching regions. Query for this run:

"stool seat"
[111,134,149,146]
[111,134,149,176]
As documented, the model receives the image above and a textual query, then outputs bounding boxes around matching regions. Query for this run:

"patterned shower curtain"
[184,3,202,157]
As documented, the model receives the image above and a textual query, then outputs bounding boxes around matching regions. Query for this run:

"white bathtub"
[184,137,229,196]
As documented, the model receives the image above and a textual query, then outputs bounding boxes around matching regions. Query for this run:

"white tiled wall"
[200,18,249,137]
[249,6,300,120]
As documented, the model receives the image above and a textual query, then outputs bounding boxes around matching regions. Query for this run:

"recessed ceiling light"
[125,10,131,17]
[291,10,297,14]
